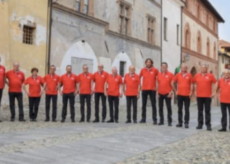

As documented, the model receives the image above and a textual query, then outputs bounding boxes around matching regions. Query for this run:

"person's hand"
[74,90,78,96]
[40,90,44,96]
[167,92,173,98]
[120,93,123,98]
[59,90,63,96]
[211,93,216,98]
[91,90,94,95]
[137,93,140,99]
[189,92,193,98]
[104,92,107,97]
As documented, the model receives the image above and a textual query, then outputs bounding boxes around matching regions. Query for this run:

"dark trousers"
[197,97,211,127]
[29,97,41,120]
[45,94,57,121]
[177,95,190,124]
[159,94,172,124]
[80,94,91,121]
[0,89,2,105]
[108,96,119,121]
[220,103,230,129]
[62,93,75,120]
[126,96,137,121]
[94,92,106,121]
[9,92,24,120]
[141,90,157,122]
[0,89,2,120]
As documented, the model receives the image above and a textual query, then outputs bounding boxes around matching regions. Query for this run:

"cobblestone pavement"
[0,103,228,164]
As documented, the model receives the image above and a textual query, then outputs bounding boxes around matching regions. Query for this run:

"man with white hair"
[215,69,230,132]
[193,63,217,131]
[172,63,193,128]
[0,57,6,122]
[104,67,123,123]
[5,62,26,122]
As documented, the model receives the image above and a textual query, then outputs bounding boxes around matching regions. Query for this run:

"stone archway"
[60,41,98,75]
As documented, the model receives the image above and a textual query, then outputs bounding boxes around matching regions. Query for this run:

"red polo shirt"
[59,74,78,94]
[0,65,6,89]
[172,72,192,96]
[139,67,159,91]
[43,74,59,95]
[106,74,123,96]
[78,73,94,94]
[218,78,230,103]
[24,76,44,97]
[93,71,108,93]
[6,70,25,92]
[157,71,174,95]
[124,73,140,96]
[193,73,217,98]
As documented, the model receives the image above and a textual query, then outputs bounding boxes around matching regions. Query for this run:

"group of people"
[0,57,230,132]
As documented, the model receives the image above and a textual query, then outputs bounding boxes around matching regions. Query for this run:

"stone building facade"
[50,0,162,77]
[182,0,224,77]
[219,40,230,78]
[0,0,50,106]
[162,0,184,73]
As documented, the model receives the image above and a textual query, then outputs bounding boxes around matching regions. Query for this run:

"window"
[147,15,155,44]
[197,31,202,54]
[184,23,191,49]
[84,0,89,14]
[213,43,216,60]
[164,17,168,41]
[207,38,210,57]
[75,0,93,15]
[23,25,35,45]
[119,1,131,35]
[76,0,80,11]
[119,61,126,77]
[177,24,180,45]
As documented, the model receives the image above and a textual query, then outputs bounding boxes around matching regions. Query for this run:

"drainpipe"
[180,6,183,64]
[46,0,53,74]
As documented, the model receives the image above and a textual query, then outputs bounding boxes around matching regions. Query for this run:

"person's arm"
[212,82,218,98]
[58,82,63,96]
[75,76,79,96]
[40,78,45,96]
[23,84,29,96]
[189,83,193,98]
[104,82,108,96]
[171,81,177,93]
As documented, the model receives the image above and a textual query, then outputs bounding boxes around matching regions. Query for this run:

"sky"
[209,0,230,42]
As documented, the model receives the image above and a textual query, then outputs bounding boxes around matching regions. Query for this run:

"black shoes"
[10,118,15,122]
[218,128,227,132]
[126,120,131,124]
[115,120,119,123]
[158,122,164,126]
[19,119,26,122]
[44,119,49,122]
[71,119,75,123]
[107,119,114,123]
[168,123,172,127]
[176,123,182,127]
[153,121,157,125]
[61,119,65,123]
[185,124,189,129]
[196,125,203,129]
[133,120,137,124]
[139,119,146,123]
[79,119,84,123]
[93,119,99,123]
[102,119,105,123]
[207,126,212,131]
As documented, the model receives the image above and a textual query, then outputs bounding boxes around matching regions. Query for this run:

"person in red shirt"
[5,62,26,122]
[104,67,123,123]
[0,57,5,122]
[172,63,193,128]
[157,62,174,126]
[139,58,159,124]
[193,63,217,131]
[93,64,108,123]
[123,66,140,123]
[23,68,44,121]
[59,65,78,123]
[78,64,94,123]
[215,70,230,132]
[43,65,59,122]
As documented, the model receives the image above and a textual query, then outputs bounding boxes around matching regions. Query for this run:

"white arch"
[112,52,132,75]
[60,41,98,75]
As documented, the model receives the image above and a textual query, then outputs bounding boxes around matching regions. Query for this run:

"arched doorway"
[60,41,98,75]
[112,52,132,77]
